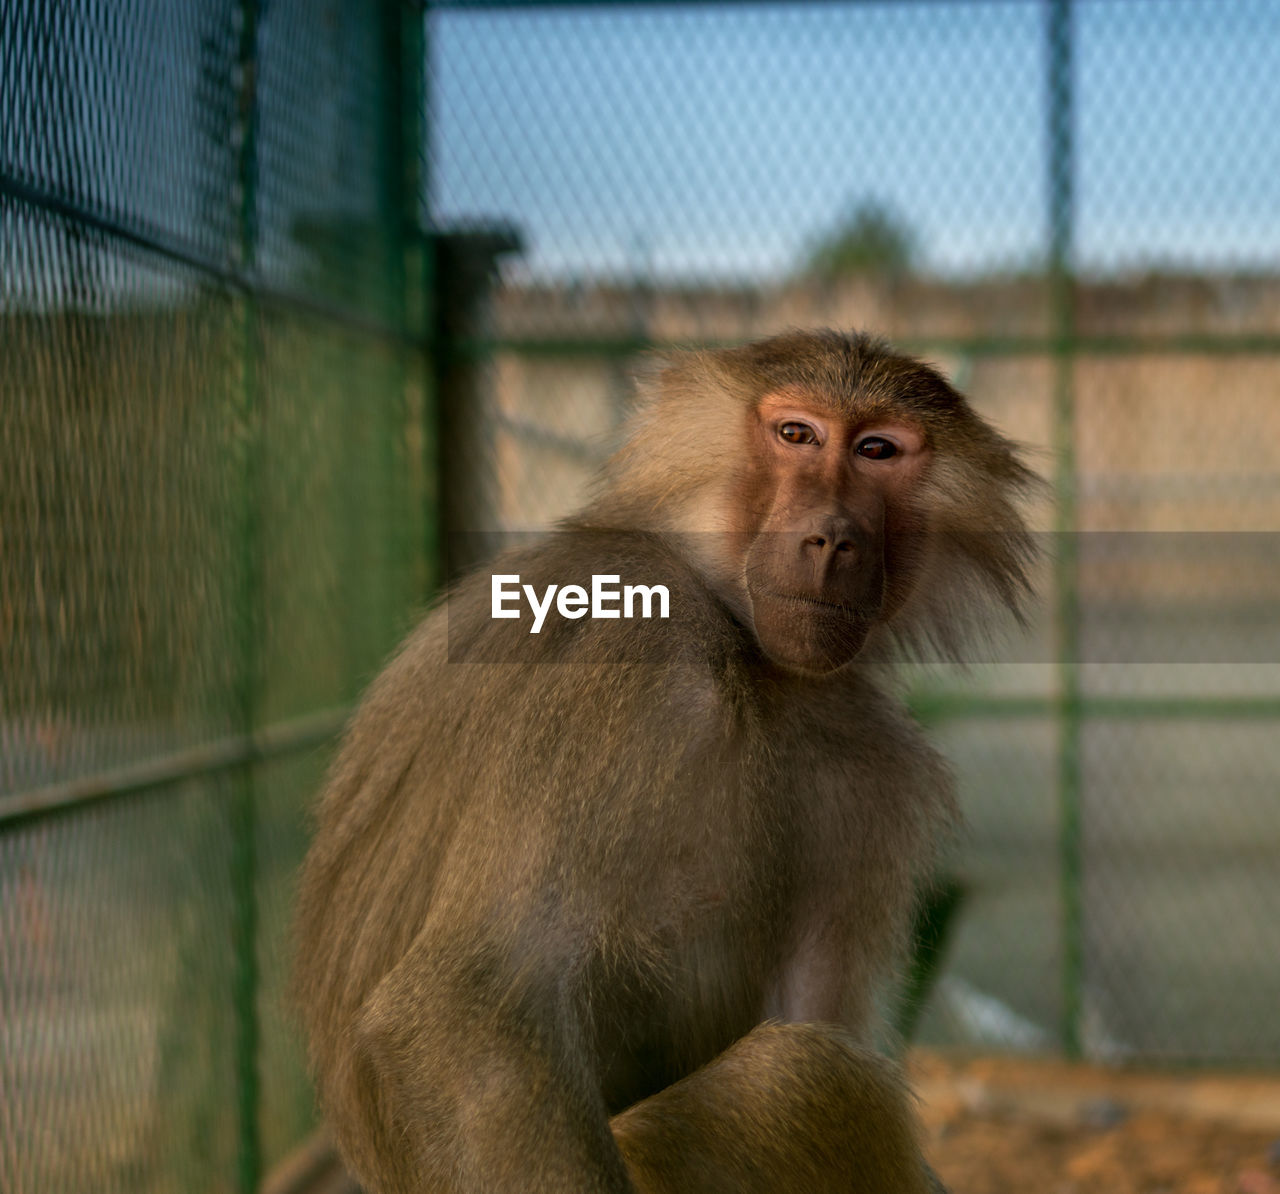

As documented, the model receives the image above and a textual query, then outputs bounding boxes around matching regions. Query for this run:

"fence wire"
[428,0,1280,1069]
[2,2,426,1191]
[3,2,1280,1193]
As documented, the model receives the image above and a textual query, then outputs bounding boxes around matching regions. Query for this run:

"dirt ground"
[911,1052,1280,1194]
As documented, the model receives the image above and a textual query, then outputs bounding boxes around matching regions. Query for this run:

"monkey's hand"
[611,1023,940,1194]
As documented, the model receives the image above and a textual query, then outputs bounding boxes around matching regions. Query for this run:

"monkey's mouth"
[757,590,861,619]
[748,589,876,674]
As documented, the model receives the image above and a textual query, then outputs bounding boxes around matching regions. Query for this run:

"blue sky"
[431,0,1280,282]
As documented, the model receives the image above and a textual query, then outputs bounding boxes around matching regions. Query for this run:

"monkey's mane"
[579,330,1043,667]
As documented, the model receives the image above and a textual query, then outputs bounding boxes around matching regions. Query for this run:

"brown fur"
[293,330,1037,1193]
[612,1023,928,1193]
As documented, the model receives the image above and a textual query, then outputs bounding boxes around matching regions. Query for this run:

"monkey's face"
[741,392,932,675]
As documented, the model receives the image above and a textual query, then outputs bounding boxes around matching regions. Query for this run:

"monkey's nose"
[801,520,860,560]
[802,532,856,555]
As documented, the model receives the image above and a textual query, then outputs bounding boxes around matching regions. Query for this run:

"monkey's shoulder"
[436,528,745,671]
[340,530,749,769]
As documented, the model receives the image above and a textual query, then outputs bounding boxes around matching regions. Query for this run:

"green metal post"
[1046,0,1083,1060]
[232,1,264,1189]
[388,1,431,618]
[418,2,441,601]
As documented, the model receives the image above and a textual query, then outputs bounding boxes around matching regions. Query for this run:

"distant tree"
[802,201,918,281]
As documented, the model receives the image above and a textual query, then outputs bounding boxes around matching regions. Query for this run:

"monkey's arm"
[353,917,636,1194]
[296,563,724,1193]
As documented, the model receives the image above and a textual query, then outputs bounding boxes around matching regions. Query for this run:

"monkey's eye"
[778,422,818,445]
[856,436,898,460]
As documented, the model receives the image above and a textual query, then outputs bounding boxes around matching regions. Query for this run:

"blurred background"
[2,1,1279,1191]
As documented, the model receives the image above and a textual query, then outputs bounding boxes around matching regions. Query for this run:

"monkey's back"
[292,532,770,1103]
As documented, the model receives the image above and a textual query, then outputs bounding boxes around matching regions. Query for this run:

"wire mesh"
[3,1,1280,1192]
[425,0,1280,1068]
[2,2,425,1191]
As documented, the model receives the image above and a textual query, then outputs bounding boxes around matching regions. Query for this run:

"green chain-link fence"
[2,2,428,1190]
[429,0,1280,1067]
[4,2,1280,1191]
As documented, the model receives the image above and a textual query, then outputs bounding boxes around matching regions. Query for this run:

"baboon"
[294,329,1037,1193]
